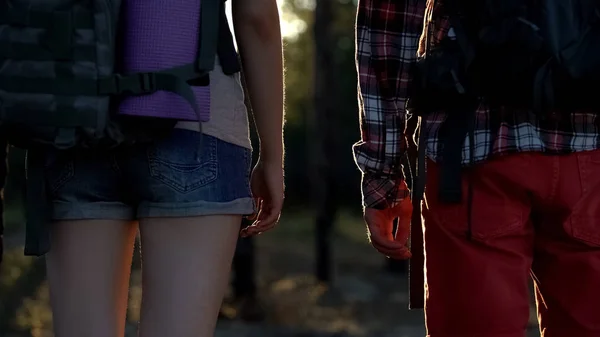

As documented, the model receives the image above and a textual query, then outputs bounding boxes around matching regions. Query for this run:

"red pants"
[423,151,600,337]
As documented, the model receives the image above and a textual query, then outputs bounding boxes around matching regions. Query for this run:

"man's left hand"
[363,198,413,260]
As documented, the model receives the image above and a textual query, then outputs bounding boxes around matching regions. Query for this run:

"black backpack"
[0,0,240,150]
[408,0,600,208]
[0,0,241,257]
[409,0,600,116]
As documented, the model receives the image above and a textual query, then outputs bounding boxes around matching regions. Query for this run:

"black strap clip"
[138,72,157,93]
[108,73,158,95]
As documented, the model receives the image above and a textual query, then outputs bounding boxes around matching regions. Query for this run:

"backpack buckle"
[104,73,157,95]
[138,73,157,93]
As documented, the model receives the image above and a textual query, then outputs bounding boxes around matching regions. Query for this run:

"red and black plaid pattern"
[353,0,600,209]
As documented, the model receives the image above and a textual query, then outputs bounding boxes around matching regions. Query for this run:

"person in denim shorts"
[44,1,285,337]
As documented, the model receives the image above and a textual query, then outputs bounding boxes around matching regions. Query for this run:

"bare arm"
[231,0,284,165]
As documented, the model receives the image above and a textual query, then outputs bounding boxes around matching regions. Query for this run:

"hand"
[364,197,413,260]
[241,159,284,237]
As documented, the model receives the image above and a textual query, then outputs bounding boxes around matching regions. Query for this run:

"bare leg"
[46,220,138,337]
[138,215,240,337]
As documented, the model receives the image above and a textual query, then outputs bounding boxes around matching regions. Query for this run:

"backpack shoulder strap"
[196,0,221,73]
[152,0,223,80]
[100,0,223,124]
[217,0,241,75]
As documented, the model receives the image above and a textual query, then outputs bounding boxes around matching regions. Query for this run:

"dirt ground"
[1,210,541,337]
[211,218,542,337]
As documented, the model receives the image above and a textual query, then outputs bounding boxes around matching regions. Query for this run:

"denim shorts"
[44,130,255,220]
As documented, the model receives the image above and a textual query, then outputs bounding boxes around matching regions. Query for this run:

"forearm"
[232,0,284,164]
[353,18,411,209]
[354,0,426,209]
[353,108,410,209]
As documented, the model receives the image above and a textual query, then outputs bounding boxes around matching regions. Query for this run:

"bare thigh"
[138,215,241,337]
[46,220,138,337]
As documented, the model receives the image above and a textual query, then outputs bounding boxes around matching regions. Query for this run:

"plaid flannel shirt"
[353,0,600,209]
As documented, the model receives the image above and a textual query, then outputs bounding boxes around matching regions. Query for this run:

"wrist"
[361,173,409,210]
[258,143,283,165]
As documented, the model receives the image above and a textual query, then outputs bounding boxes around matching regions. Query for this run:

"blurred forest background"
[0,1,541,336]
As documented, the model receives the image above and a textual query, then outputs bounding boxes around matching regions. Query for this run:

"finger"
[241,209,261,230]
[240,229,251,238]
[371,239,412,258]
[393,200,414,224]
[244,213,280,236]
[240,220,261,238]
[254,197,283,228]
[378,249,411,260]
[247,212,280,235]
[370,243,411,260]
[246,200,260,221]
[393,219,412,243]
[240,224,257,237]
[241,219,278,237]
[245,211,258,222]
[251,219,279,234]
[241,209,273,238]
[252,197,263,217]
[241,202,261,237]
[367,222,406,251]
[369,236,408,256]
[242,223,273,238]
[364,209,409,250]
[387,249,412,260]
[252,199,264,222]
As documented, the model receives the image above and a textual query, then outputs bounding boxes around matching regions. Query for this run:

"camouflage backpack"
[0,0,240,256]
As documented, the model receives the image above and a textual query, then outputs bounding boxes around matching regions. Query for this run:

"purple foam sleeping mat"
[118,0,210,122]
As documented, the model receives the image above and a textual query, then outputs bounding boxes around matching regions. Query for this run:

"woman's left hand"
[241,159,284,237]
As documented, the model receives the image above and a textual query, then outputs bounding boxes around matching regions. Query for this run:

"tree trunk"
[312,0,337,284]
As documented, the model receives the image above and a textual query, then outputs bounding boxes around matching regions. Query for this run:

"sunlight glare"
[225,0,306,40]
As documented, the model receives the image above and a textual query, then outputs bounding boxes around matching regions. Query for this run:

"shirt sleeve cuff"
[361,172,410,210]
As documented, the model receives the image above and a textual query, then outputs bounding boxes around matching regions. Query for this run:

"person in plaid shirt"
[354,0,600,336]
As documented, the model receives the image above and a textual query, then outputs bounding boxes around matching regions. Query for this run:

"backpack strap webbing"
[196,0,220,73]
[160,0,239,78]
[217,1,241,75]
[0,72,201,129]
[437,104,472,204]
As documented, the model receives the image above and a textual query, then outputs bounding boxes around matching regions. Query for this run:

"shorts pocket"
[44,151,75,194]
[147,132,218,193]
